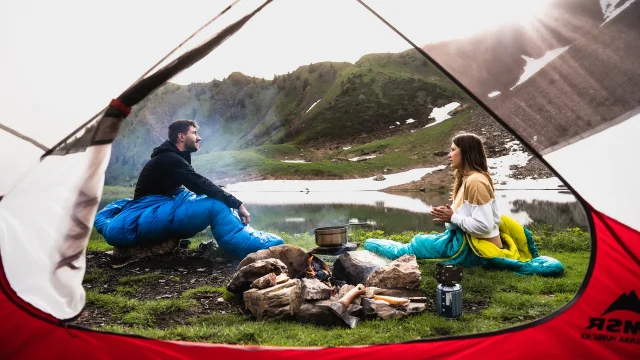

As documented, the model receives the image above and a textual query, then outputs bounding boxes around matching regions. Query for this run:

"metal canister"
[436,283,463,318]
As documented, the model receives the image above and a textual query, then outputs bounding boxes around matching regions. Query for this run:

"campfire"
[304,255,332,283]
[227,245,427,327]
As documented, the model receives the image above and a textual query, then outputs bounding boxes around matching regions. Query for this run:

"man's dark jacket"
[133,140,242,209]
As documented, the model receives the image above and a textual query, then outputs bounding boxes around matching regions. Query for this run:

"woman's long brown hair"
[451,133,495,199]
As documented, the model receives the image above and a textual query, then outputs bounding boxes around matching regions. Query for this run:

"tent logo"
[601,290,640,316]
[581,290,640,345]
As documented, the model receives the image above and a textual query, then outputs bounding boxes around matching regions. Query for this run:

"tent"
[1,0,638,358]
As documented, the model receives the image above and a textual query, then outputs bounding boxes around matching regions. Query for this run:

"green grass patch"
[86,291,195,326]
[529,224,591,252]
[83,269,108,283]
[118,273,164,286]
[182,286,235,302]
[115,273,166,297]
[274,232,316,249]
[87,228,113,252]
[181,286,221,299]
[102,185,134,198]
[251,144,308,159]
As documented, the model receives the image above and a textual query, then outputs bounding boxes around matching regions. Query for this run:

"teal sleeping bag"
[364,215,564,277]
[94,189,284,259]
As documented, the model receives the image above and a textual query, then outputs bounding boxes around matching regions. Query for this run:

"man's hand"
[430,204,454,223]
[238,204,251,225]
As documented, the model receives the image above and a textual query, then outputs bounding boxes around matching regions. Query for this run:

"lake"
[99,188,587,235]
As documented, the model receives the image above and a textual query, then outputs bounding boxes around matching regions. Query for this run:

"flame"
[306,255,316,277]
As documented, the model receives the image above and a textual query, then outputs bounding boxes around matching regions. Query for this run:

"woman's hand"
[430,204,454,223]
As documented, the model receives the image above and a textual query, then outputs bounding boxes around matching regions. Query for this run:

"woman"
[363,133,564,277]
[430,133,503,248]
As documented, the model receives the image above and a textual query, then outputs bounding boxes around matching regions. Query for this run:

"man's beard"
[185,139,199,152]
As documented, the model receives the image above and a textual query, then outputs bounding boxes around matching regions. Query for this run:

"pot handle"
[345,222,373,227]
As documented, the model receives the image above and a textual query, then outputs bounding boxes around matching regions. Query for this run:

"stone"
[197,239,226,261]
[361,298,403,320]
[404,302,427,315]
[361,298,426,320]
[295,299,341,326]
[373,174,386,181]
[250,273,277,290]
[227,259,288,293]
[332,250,389,285]
[365,254,421,290]
[243,279,302,321]
[237,244,310,278]
[300,278,333,300]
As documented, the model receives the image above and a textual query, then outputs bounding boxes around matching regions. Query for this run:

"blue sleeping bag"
[94,189,284,259]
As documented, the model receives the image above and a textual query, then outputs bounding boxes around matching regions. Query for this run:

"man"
[133,120,251,224]
[95,120,284,259]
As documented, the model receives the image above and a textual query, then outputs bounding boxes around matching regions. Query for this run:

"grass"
[102,186,134,199]
[114,273,166,297]
[182,286,235,302]
[88,228,113,252]
[86,291,196,326]
[93,250,588,346]
[83,269,108,283]
[83,226,590,346]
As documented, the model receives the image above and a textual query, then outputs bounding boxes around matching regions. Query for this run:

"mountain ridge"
[105,49,467,185]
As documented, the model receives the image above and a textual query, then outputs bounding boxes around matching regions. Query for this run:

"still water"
[99,189,587,235]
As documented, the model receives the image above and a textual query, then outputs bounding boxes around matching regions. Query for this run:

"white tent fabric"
[544,112,640,231]
[0,145,110,318]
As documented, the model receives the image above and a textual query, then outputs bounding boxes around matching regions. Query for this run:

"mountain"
[105,49,466,185]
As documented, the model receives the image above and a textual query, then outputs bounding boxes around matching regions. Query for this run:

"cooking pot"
[314,223,372,247]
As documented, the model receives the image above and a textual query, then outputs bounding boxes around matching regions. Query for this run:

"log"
[243,279,301,321]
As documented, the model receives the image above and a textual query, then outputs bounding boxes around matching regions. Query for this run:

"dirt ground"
[75,251,245,329]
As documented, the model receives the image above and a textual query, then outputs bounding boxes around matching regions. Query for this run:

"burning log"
[304,255,332,283]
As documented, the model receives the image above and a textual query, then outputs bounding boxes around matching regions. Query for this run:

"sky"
[0,0,556,193]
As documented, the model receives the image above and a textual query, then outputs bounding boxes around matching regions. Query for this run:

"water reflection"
[241,190,586,234]
[99,190,587,235]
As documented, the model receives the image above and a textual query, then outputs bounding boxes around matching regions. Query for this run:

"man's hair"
[168,120,199,144]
